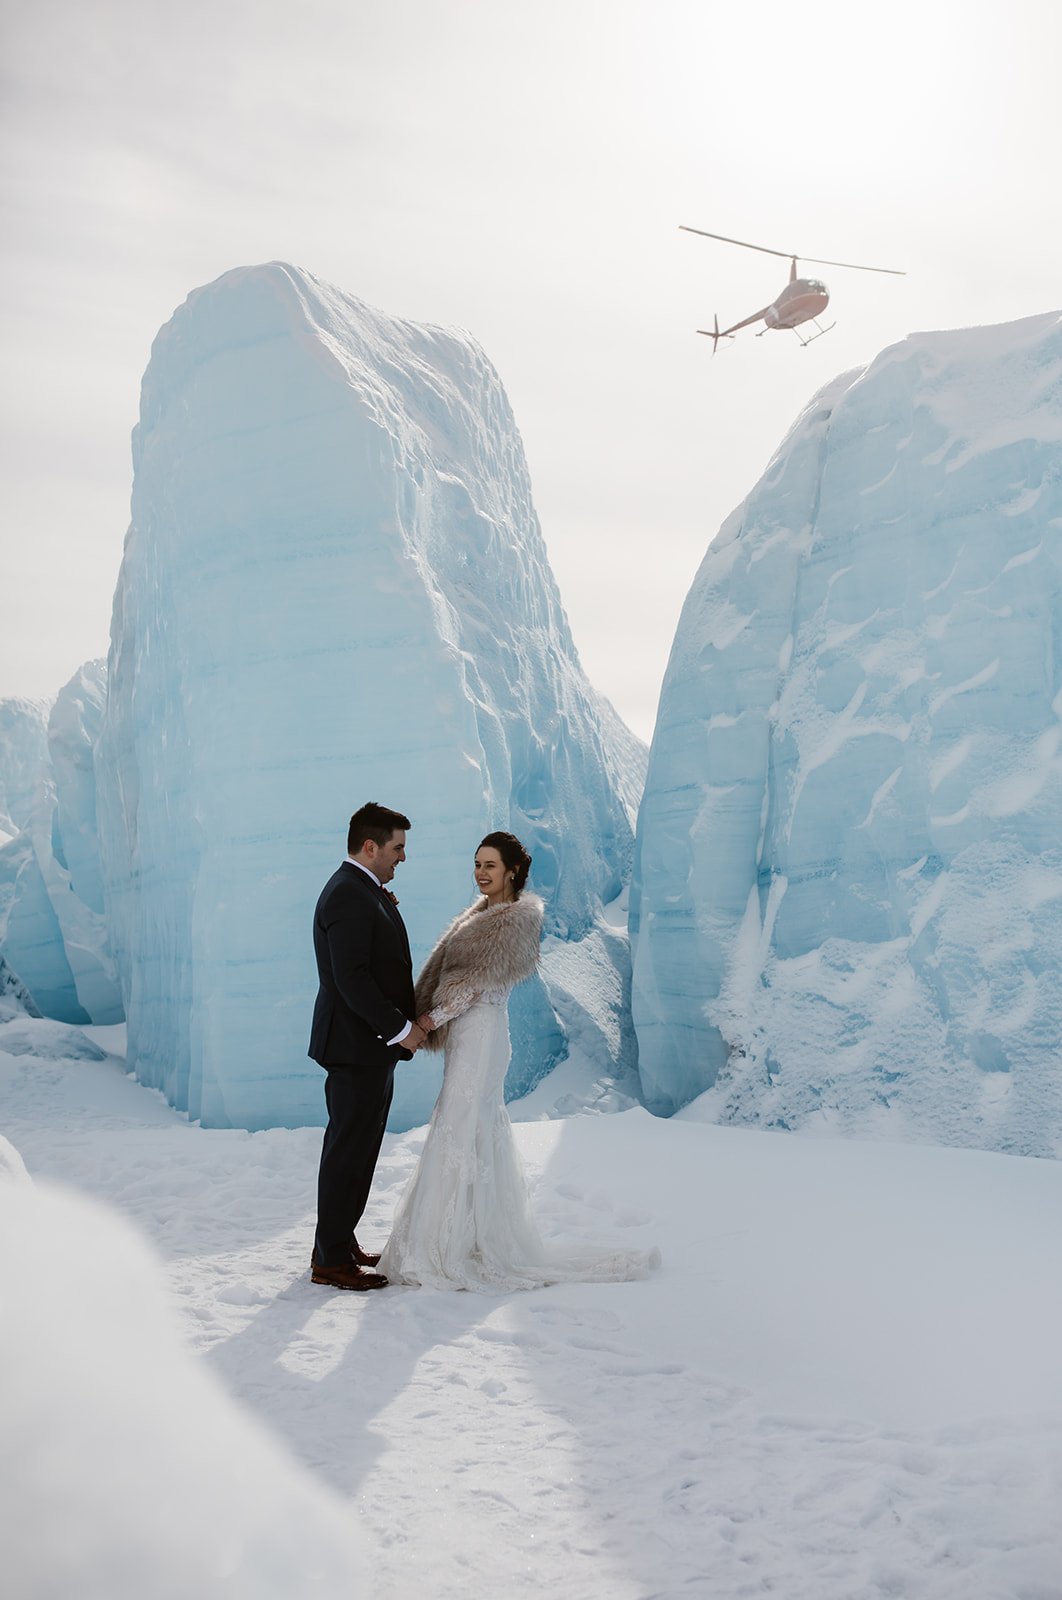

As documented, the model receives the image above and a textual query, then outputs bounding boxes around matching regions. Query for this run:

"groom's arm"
[323,901,410,1044]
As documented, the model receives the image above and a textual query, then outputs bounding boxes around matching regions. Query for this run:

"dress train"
[379,997,659,1293]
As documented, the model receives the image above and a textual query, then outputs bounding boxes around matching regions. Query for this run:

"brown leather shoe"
[310,1241,382,1270]
[311,1259,388,1291]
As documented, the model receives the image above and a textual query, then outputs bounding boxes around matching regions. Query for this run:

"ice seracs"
[98,262,645,1130]
[0,697,49,844]
[632,310,1062,1156]
[0,666,120,1025]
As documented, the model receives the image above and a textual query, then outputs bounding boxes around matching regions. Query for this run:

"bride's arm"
[422,982,481,1029]
[413,938,449,1019]
[413,915,478,1031]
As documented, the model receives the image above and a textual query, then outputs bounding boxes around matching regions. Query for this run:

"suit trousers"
[314,1060,395,1267]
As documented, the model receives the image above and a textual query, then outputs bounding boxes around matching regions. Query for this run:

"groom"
[309,802,428,1290]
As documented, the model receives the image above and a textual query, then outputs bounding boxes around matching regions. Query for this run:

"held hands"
[404,1014,436,1053]
[405,1022,428,1053]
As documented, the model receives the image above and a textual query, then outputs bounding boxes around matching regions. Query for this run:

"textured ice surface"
[0,697,49,844]
[49,662,109,918]
[632,311,1062,1155]
[0,664,121,1025]
[99,262,645,1130]
[0,827,88,1022]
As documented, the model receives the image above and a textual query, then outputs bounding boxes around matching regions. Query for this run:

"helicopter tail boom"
[698,305,774,349]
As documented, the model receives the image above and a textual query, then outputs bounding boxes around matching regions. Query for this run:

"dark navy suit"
[309,863,415,1266]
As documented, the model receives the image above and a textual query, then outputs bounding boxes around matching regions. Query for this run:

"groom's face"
[371,829,406,885]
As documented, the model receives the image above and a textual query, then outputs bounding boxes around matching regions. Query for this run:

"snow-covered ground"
[3,1020,1061,1599]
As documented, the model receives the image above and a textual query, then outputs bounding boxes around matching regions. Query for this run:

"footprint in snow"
[215,1282,271,1306]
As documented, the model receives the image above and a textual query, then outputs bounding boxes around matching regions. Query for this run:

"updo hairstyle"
[479,831,532,898]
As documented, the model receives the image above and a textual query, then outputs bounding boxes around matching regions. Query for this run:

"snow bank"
[0,1152,369,1599]
[633,311,1062,1155]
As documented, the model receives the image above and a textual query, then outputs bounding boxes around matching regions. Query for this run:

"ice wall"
[632,311,1062,1157]
[99,262,645,1131]
[0,698,49,843]
[49,663,109,918]
[0,666,120,1025]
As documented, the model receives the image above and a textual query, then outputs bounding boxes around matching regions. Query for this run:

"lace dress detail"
[379,983,660,1293]
[426,984,508,1028]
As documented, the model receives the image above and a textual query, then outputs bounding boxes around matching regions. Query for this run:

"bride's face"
[474,848,510,902]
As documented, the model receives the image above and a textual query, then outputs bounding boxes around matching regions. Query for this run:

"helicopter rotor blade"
[796,254,905,276]
[680,226,794,262]
[679,226,906,276]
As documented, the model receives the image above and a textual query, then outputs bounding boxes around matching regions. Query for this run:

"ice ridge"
[632,310,1062,1157]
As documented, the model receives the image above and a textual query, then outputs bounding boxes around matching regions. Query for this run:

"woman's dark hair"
[348,801,411,855]
[478,831,532,897]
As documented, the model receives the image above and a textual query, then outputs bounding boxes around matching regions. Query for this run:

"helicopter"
[680,226,905,352]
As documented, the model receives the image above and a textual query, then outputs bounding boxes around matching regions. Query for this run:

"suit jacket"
[308,863,416,1068]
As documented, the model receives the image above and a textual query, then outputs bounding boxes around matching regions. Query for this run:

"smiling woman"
[379,839,661,1290]
[471,830,532,908]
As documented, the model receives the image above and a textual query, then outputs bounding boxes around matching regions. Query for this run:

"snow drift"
[0,1137,371,1599]
[632,310,1062,1156]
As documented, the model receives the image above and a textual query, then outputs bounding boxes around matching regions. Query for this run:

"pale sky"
[2,0,1060,741]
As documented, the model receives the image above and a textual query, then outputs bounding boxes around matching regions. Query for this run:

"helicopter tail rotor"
[696,315,733,355]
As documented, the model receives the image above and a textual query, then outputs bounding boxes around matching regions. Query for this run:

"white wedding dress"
[379,987,660,1292]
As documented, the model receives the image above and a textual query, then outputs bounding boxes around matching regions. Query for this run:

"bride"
[379,831,659,1292]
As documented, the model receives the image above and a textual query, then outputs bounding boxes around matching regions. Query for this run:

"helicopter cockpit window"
[806,280,827,293]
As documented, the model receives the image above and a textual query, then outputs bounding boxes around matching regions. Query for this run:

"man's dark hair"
[348,802,412,855]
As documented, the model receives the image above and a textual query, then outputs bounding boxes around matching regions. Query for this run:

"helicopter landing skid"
[795,319,835,346]
[755,317,836,346]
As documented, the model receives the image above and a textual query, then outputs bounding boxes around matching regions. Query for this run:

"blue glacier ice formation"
[0,827,90,1024]
[0,697,50,844]
[48,663,110,922]
[98,263,645,1131]
[632,310,1062,1157]
[0,666,122,1025]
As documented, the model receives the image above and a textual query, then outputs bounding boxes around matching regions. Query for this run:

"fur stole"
[415,893,544,1052]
